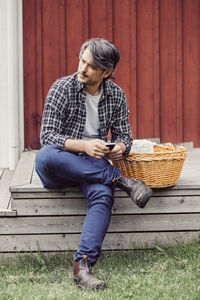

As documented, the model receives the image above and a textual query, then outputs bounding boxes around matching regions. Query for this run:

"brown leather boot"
[114,176,152,208]
[73,256,106,290]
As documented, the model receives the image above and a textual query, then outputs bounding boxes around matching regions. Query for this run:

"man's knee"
[35,145,57,171]
[86,184,114,210]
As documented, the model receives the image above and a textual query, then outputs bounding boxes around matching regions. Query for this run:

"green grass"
[0,239,200,300]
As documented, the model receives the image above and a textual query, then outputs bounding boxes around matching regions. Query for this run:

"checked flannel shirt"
[40,73,133,156]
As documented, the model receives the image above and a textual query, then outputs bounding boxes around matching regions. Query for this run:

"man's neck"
[85,83,102,96]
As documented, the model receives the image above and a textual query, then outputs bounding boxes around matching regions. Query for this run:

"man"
[35,38,152,290]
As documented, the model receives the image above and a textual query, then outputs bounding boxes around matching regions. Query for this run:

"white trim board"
[0,0,24,169]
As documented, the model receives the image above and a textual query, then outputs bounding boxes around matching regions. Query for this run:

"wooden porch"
[0,147,200,254]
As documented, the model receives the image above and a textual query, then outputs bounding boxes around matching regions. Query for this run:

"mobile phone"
[105,142,116,150]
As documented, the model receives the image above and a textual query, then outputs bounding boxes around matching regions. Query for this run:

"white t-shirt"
[82,89,102,140]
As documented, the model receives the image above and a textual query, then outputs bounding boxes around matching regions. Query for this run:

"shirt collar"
[102,79,113,96]
[75,73,84,93]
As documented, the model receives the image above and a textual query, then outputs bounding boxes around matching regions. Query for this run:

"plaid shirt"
[40,73,133,155]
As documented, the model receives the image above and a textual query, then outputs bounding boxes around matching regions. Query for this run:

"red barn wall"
[23,0,200,149]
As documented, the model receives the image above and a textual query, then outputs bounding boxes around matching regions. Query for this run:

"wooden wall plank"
[82,0,89,41]
[0,231,199,252]
[153,0,160,139]
[58,0,67,77]
[113,0,131,104]
[89,0,107,38]
[129,0,137,138]
[65,0,86,75]
[160,0,178,144]
[23,0,38,149]
[42,0,63,97]
[176,0,183,144]
[137,0,155,138]
[106,0,113,41]
[183,0,200,147]
[35,0,43,145]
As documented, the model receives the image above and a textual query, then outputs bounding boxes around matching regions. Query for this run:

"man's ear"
[103,69,112,79]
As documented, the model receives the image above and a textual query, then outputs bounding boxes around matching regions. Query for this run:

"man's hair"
[79,38,120,79]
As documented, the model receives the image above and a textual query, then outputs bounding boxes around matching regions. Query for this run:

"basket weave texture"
[112,144,187,188]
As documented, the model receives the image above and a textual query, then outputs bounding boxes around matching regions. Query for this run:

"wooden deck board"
[1,148,200,253]
[10,151,36,188]
[0,169,14,210]
[177,149,200,187]
[0,214,200,234]
[0,169,4,179]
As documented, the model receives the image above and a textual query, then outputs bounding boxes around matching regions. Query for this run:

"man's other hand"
[106,143,125,161]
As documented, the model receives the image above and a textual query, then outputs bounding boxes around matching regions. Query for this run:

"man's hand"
[83,139,110,159]
[106,143,125,161]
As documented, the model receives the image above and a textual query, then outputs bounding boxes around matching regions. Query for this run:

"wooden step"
[0,149,199,254]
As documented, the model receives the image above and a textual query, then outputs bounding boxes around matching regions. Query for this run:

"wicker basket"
[112,144,187,188]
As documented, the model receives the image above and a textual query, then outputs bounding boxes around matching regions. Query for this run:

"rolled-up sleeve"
[40,81,68,148]
[111,93,133,156]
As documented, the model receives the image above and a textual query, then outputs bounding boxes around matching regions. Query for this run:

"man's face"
[77,47,110,87]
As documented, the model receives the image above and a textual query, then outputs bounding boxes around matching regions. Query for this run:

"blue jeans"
[35,145,121,265]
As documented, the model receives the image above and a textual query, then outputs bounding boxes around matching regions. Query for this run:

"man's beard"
[78,73,98,86]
